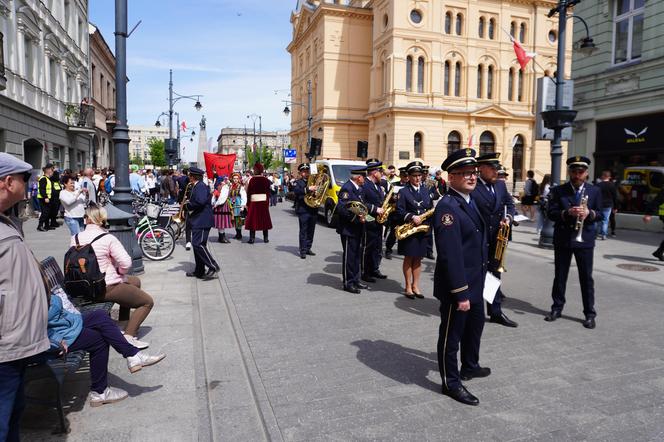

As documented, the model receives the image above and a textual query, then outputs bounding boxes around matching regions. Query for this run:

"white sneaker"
[185,242,192,250]
[89,386,128,407]
[124,334,149,350]
[127,351,166,373]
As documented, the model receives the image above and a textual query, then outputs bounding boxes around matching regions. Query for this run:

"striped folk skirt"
[213,202,233,230]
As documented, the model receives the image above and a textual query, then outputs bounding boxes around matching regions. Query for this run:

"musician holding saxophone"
[545,156,602,329]
[360,159,387,283]
[395,161,433,299]
[293,163,319,259]
[471,153,518,328]
[336,166,369,294]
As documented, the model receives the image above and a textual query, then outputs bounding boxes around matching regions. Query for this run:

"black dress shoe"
[202,269,218,280]
[306,250,316,256]
[361,275,376,283]
[355,282,369,289]
[384,251,392,260]
[403,292,415,300]
[37,226,46,232]
[343,285,360,294]
[186,272,203,278]
[489,313,518,328]
[582,317,596,329]
[441,386,479,406]
[426,252,435,260]
[300,253,306,259]
[372,271,387,279]
[544,310,562,322]
[264,239,269,243]
[460,367,491,381]
[653,251,664,261]
[247,238,255,244]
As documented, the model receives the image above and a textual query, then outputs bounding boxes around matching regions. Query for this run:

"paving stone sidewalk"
[17,206,664,441]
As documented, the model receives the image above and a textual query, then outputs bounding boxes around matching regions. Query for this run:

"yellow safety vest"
[52,180,61,191]
[37,176,52,199]
[658,202,664,216]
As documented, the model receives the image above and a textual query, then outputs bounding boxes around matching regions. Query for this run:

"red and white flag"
[511,36,536,71]
[468,133,475,149]
[181,121,187,133]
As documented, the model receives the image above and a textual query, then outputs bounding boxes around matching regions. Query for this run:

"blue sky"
[89,0,294,161]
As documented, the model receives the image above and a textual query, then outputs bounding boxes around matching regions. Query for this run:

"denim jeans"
[0,359,28,442]
[64,216,85,236]
[596,208,612,237]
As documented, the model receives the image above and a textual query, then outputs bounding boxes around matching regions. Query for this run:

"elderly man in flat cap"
[0,153,50,441]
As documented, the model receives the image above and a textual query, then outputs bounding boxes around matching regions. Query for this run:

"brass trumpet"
[494,222,510,273]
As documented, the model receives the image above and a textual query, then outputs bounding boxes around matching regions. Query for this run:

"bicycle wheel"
[139,227,175,261]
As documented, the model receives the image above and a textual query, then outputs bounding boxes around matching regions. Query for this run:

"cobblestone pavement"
[18,205,664,441]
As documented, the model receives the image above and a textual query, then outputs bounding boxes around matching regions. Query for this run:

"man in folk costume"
[244,163,273,244]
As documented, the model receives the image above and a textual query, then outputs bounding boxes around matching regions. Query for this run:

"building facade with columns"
[0,0,93,173]
[89,22,116,168]
[217,127,290,170]
[288,0,572,182]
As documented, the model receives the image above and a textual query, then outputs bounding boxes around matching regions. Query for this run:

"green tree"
[130,155,144,166]
[246,147,285,172]
[148,137,166,167]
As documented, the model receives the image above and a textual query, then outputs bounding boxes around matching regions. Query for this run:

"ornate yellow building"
[288,0,572,182]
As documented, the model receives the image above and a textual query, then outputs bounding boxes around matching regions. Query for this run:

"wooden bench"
[24,256,114,434]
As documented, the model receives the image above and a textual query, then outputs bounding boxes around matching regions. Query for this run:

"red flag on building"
[181,121,187,133]
[511,36,536,71]
[203,152,236,179]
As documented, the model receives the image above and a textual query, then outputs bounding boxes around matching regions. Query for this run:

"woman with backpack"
[47,286,165,407]
[72,203,156,349]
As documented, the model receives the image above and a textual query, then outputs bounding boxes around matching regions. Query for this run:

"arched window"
[417,56,425,93]
[455,13,463,35]
[477,65,483,98]
[510,21,516,37]
[478,17,485,38]
[406,56,413,92]
[454,61,462,96]
[508,67,515,101]
[414,132,423,158]
[479,131,495,156]
[512,134,525,181]
[487,65,494,99]
[519,23,526,43]
[488,18,495,39]
[445,12,452,34]
[447,131,461,156]
[444,61,450,95]
[518,69,524,101]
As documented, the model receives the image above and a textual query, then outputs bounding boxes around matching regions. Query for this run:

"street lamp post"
[282,79,313,161]
[165,69,203,167]
[156,112,195,166]
[247,114,263,165]
[538,0,596,248]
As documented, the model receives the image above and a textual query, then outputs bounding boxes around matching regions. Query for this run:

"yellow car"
[313,159,368,226]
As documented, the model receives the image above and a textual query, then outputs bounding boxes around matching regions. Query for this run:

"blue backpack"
[104,175,114,193]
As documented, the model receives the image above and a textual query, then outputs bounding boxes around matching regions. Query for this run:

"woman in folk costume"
[227,172,247,240]
[244,162,273,244]
[211,176,233,243]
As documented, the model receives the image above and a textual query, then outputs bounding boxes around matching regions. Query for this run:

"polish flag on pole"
[468,133,475,149]
[181,121,187,133]
[511,36,536,71]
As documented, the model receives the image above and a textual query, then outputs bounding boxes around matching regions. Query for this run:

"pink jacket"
[70,224,131,286]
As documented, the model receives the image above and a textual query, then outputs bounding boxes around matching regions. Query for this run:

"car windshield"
[331,165,357,186]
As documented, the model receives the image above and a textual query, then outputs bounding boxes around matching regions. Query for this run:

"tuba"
[494,222,510,273]
[376,187,396,224]
[395,207,435,240]
[304,171,330,208]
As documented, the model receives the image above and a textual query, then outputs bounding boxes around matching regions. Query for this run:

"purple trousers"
[69,310,139,394]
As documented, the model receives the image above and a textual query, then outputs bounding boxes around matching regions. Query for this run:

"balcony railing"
[0,32,7,91]
[66,103,96,133]
[105,108,117,126]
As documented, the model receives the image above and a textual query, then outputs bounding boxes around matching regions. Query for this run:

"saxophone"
[172,182,193,224]
[395,207,435,240]
[304,172,330,208]
[376,187,396,224]
[574,192,589,242]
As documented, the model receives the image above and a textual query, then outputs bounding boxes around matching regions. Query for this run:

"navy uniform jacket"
[547,182,602,249]
[395,184,433,223]
[293,178,318,215]
[186,180,214,229]
[336,180,365,238]
[362,179,386,217]
[472,178,515,256]
[433,192,487,304]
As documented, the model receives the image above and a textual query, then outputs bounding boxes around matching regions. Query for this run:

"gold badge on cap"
[576,156,581,162]
[465,149,472,157]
